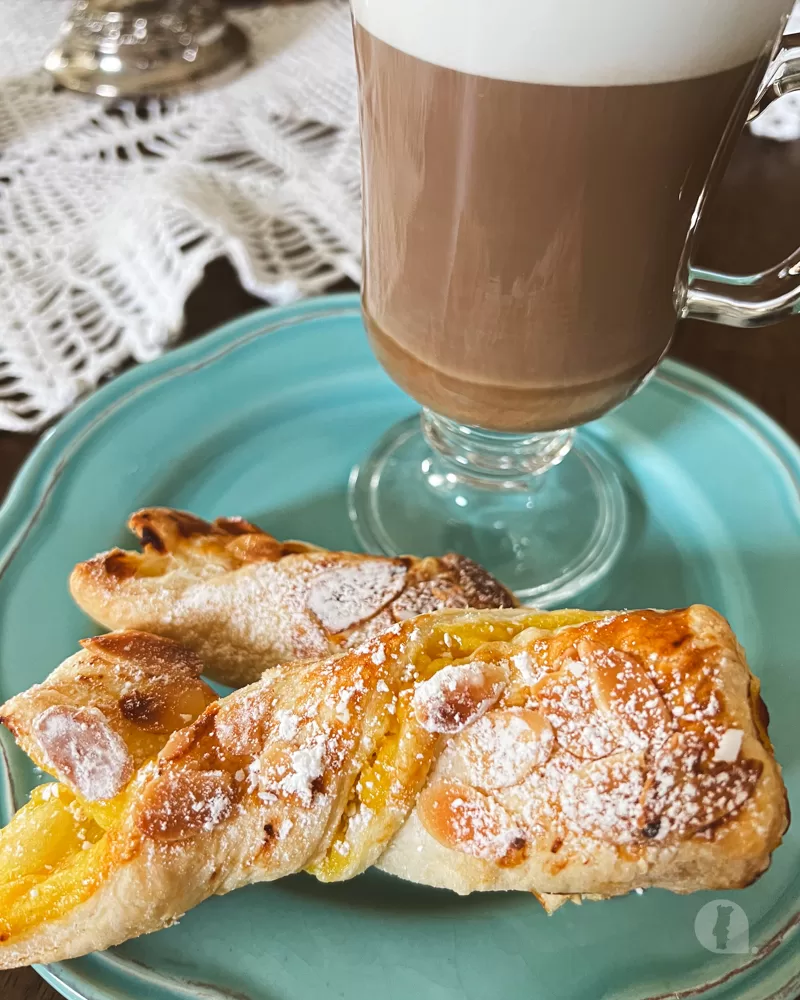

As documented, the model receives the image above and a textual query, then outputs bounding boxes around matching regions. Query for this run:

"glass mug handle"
[683,33,800,327]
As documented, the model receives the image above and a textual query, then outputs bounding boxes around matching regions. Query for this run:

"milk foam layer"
[351,0,791,85]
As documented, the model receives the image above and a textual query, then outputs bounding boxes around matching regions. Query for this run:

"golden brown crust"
[68,507,517,687]
[0,606,788,968]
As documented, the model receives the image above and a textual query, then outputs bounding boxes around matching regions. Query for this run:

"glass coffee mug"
[347,0,800,603]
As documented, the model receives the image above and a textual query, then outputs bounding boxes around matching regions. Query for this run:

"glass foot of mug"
[348,412,628,606]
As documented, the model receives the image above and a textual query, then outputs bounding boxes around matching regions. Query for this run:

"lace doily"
[0,0,361,431]
[0,0,798,432]
[750,4,800,141]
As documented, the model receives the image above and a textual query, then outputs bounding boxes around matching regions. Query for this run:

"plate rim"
[0,291,797,1000]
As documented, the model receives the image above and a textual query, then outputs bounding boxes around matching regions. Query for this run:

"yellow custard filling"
[0,783,111,941]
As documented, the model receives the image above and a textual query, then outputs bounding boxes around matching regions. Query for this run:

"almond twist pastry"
[69,508,517,687]
[0,606,787,967]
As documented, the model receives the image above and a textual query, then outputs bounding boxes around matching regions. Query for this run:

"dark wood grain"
[1,129,798,1000]
[672,132,800,436]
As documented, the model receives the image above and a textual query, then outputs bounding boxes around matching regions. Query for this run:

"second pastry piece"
[70,507,516,687]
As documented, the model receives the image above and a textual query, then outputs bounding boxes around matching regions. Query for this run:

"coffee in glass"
[348,0,800,602]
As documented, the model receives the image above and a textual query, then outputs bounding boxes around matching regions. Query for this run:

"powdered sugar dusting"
[510,649,544,687]
[281,737,326,805]
[561,752,647,843]
[334,687,356,724]
[200,788,231,831]
[408,615,770,866]
[38,781,61,801]
[276,710,300,741]
[391,582,465,620]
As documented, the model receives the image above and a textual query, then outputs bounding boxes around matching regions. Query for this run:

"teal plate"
[0,294,798,1000]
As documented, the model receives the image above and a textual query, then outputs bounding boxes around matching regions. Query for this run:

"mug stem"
[347,412,628,605]
[421,410,574,491]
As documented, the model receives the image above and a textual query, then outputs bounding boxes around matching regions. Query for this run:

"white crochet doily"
[0,0,361,431]
[0,0,798,432]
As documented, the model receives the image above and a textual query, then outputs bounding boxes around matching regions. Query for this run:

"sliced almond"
[137,768,235,843]
[413,660,507,734]
[641,732,762,841]
[80,631,204,680]
[437,554,517,609]
[533,653,619,759]
[576,638,673,748]
[33,705,134,802]
[459,708,554,789]
[417,780,526,865]
[214,688,274,757]
[306,560,408,634]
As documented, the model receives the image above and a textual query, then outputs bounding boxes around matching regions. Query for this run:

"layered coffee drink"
[353,0,789,431]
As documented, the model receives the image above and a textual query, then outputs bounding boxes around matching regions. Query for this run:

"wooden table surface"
[1,129,799,999]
